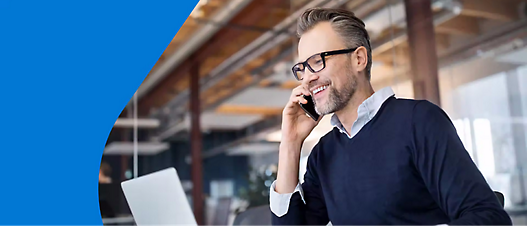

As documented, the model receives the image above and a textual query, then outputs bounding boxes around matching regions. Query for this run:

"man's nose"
[302,70,319,85]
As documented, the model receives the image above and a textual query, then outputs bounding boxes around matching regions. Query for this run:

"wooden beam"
[272,7,291,17]
[258,79,273,87]
[207,0,224,7]
[216,104,283,116]
[139,0,285,114]
[247,58,266,68]
[280,80,300,89]
[371,29,409,57]
[190,60,204,225]
[436,15,480,35]
[405,0,441,105]
[193,45,295,114]
[200,4,219,17]
[344,0,368,11]
[460,0,519,21]
[373,44,411,66]
[435,33,451,50]
[373,55,394,65]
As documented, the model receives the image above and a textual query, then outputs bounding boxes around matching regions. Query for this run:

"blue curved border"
[0,0,198,224]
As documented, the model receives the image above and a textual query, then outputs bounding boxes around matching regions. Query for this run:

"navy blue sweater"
[272,97,512,225]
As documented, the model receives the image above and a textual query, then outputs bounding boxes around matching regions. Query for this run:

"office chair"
[494,191,505,208]
[211,197,232,225]
[232,205,271,225]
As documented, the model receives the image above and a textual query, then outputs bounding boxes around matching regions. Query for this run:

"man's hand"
[275,85,322,194]
[281,85,321,145]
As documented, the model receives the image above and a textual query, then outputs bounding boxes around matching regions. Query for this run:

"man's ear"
[355,46,368,72]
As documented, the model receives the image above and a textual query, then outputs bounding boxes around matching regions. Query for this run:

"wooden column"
[190,61,204,225]
[404,0,441,106]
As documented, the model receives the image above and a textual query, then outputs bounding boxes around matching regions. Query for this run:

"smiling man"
[269,7,512,225]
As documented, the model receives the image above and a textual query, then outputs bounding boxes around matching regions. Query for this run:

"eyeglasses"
[291,47,358,81]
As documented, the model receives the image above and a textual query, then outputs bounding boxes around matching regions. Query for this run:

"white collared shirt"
[330,87,395,138]
[269,87,396,217]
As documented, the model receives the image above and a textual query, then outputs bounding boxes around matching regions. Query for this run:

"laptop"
[121,167,197,226]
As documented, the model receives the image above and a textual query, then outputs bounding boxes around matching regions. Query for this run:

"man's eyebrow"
[297,53,315,63]
[295,57,305,64]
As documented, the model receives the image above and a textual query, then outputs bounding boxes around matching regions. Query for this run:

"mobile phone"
[299,95,320,121]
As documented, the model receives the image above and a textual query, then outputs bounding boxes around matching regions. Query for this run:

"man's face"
[297,22,358,115]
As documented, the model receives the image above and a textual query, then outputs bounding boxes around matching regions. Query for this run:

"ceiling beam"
[258,79,274,87]
[373,45,410,66]
[202,115,282,158]
[435,33,451,51]
[215,104,283,116]
[371,28,409,56]
[114,118,160,128]
[104,141,169,155]
[139,0,285,115]
[370,6,461,59]
[280,80,300,89]
[136,0,253,107]
[460,0,520,22]
[436,15,480,35]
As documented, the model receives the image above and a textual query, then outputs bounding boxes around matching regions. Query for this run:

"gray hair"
[297,7,372,80]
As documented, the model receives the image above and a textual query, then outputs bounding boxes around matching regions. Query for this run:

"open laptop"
[121,167,197,226]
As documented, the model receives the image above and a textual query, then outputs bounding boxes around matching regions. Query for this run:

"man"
[270,7,511,225]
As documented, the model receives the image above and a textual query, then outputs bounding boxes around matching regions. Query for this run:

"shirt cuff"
[269,180,305,217]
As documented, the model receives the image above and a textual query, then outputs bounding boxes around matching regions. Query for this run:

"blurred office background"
[99,0,527,225]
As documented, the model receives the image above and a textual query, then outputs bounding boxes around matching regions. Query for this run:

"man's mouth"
[312,85,329,96]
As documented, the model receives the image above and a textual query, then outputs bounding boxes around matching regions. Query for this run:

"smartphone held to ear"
[299,95,320,121]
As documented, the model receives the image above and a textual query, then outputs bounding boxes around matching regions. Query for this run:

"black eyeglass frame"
[291,47,359,81]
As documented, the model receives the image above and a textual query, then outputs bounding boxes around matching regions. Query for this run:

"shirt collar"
[330,87,395,134]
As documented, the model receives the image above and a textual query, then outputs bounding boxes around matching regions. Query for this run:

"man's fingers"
[296,96,307,104]
[292,86,310,97]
